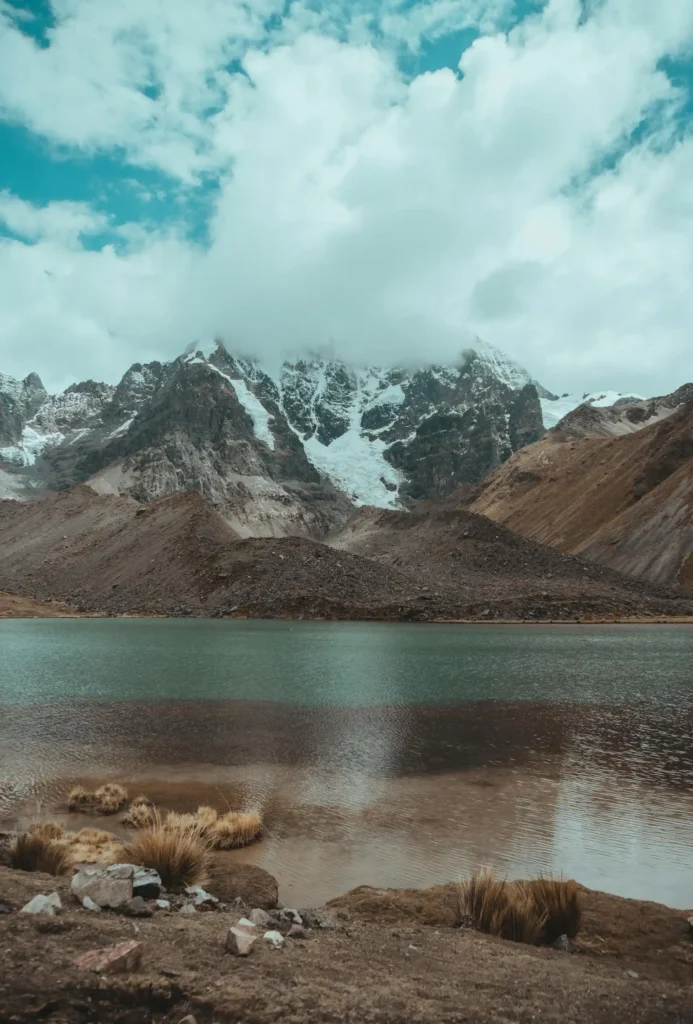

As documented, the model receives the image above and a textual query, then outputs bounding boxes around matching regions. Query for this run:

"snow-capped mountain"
[1,339,552,533]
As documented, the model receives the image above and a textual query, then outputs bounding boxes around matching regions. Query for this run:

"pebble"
[20,893,61,916]
[178,904,196,916]
[185,885,218,907]
[624,970,639,980]
[155,899,171,911]
[287,923,310,940]
[73,939,143,975]
[82,896,101,913]
[179,1017,197,1024]
[552,934,573,952]
[263,930,284,949]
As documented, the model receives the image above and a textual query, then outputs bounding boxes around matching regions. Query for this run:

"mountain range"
[0,339,640,536]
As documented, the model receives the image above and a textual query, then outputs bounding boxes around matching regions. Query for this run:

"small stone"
[73,939,143,974]
[249,908,272,928]
[20,893,61,916]
[687,916,693,935]
[0,901,12,914]
[155,899,171,910]
[298,908,342,930]
[226,925,258,956]
[124,896,153,918]
[263,930,284,949]
[624,970,639,980]
[178,904,196,915]
[179,1017,197,1024]
[133,867,162,900]
[82,896,101,913]
[236,917,257,930]
[279,908,303,925]
[287,923,310,940]
[552,934,573,952]
[185,885,219,908]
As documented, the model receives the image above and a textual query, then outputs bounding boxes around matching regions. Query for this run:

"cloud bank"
[1,0,693,395]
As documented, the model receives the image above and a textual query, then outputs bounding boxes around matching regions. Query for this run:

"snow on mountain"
[3,337,649,532]
[541,390,646,429]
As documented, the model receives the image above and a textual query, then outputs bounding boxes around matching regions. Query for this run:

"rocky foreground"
[1,863,692,1023]
[1,485,692,622]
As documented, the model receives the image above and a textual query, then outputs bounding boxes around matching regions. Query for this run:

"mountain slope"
[466,391,693,585]
[0,339,547,531]
[0,485,689,620]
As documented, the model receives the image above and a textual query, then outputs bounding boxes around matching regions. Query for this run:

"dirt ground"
[1,866,692,1024]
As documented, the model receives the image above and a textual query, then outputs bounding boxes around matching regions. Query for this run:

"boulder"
[73,939,143,974]
[71,865,133,909]
[206,859,278,909]
[20,893,61,916]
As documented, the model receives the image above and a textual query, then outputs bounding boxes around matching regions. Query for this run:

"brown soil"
[0,592,79,618]
[1,485,691,623]
[1,866,692,1023]
[466,401,693,586]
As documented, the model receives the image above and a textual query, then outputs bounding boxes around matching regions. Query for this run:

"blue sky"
[1,0,693,394]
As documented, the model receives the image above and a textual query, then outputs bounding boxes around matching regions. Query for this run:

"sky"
[1,0,693,396]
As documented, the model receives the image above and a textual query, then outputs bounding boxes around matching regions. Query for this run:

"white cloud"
[0,191,108,245]
[1,0,693,396]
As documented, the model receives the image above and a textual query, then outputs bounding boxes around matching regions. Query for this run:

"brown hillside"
[1,485,691,620]
[466,401,693,585]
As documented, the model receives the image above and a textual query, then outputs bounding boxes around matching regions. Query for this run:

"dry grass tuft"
[94,783,128,814]
[67,785,92,811]
[10,833,69,876]
[123,813,210,891]
[122,801,263,850]
[212,810,263,850]
[121,801,157,829]
[131,794,154,808]
[28,821,65,841]
[526,876,582,943]
[460,870,581,946]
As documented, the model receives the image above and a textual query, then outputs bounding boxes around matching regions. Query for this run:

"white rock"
[82,896,101,913]
[249,908,272,928]
[71,865,132,909]
[236,917,256,930]
[154,899,171,910]
[226,925,258,956]
[178,904,196,915]
[20,893,62,916]
[263,930,284,948]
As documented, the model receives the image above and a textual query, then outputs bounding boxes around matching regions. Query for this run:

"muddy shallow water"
[2,619,693,908]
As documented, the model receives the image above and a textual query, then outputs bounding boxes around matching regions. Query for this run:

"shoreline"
[1,863,692,1022]
[2,593,693,625]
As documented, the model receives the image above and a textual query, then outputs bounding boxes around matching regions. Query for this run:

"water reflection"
[2,697,693,908]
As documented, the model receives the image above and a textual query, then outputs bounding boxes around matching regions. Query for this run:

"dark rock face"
[0,338,547,533]
[0,372,48,448]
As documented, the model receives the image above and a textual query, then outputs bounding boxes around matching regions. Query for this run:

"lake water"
[2,619,693,909]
